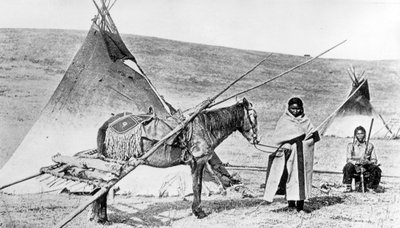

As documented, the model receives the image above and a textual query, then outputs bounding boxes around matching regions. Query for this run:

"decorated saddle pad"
[109,114,152,134]
[105,113,153,160]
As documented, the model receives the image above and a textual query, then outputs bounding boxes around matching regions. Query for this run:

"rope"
[224,164,400,179]
[252,142,288,154]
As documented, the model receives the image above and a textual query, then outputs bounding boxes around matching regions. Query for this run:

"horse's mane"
[197,102,245,132]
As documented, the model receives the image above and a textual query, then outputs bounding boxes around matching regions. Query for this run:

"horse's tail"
[97,114,125,156]
[97,121,109,156]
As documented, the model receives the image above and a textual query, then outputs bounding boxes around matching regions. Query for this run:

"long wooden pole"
[210,40,347,108]
[181,56,270,113]
[315,78,367,131]
[0,173,42,191]
[211,55,271,100]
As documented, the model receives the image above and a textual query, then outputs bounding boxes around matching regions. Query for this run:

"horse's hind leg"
[190,157,208,219]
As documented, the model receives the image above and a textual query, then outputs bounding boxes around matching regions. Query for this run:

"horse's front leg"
[190,156,208,219]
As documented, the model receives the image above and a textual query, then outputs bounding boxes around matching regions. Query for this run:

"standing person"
[263,97,320,212]
[342,126,382,192]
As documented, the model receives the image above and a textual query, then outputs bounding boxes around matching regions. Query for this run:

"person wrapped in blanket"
[262,97,320,212]
[342,126,382,192]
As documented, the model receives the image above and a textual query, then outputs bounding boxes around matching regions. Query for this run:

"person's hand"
[312,131,320,143]
[275,150,284,157]
[281,143,291,150]
[359,159,370,165]
[355,164,362,173]
[198,98,212,108]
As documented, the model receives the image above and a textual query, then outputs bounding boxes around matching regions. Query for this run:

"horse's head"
[238,98,259,144]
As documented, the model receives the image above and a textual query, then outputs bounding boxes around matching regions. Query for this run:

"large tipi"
[0,1,223,195]
[319,66,393,139]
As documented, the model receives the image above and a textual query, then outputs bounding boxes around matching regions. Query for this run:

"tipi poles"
[315,78,367,131]
[210,40,347,108]
[92,0,106,30]
[378,113,394,136]
[0,172,42,191]
[348,65,359,85]
[108,0,118,11]
[347,65,366,86]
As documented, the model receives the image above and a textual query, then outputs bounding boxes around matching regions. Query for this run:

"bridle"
[243,105,258,144]
[239,102,287,155]
[243,104,287,155]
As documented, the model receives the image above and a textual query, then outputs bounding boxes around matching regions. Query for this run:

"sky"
[0,0,399,60]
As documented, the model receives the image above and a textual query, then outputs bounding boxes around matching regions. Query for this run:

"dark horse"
[97,98,259,218]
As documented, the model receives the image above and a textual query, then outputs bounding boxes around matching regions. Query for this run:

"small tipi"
[319,66,393,139]
[0,1,224,195]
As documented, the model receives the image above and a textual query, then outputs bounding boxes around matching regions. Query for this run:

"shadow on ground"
[271,195,345,213]
[107,197,266,226]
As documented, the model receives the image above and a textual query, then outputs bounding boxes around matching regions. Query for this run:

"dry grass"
[0,28,399,227]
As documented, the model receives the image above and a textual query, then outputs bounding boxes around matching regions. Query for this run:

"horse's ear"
[242,97,249,106]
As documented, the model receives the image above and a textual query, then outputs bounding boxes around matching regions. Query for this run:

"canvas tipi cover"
[320,67,393,139]
[0,5,223,195]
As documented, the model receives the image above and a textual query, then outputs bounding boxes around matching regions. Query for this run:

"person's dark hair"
[354,126,366,135]
[288,97,303,108]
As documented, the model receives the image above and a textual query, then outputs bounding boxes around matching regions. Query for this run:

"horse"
[97,97,259,218]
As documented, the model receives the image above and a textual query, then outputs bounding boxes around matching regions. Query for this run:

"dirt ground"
[1,136,399,228]
[1,173,399,228]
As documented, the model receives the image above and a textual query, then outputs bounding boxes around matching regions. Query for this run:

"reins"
[253,143,282,154]
[242,105,286,154]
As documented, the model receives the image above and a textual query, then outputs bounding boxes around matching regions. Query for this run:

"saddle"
[104,113,153,160]
[108,113,152,135]
[105,111,193,163]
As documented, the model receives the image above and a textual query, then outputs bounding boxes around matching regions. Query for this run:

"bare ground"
[1,136,399,227]
[1,169,399,227]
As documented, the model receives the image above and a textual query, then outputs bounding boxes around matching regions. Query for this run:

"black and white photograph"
[0,0,399,227]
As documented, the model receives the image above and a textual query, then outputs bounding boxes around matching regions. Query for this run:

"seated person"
[343,126,382,192]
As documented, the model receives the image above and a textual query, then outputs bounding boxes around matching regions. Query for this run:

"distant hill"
[0,28,399,167]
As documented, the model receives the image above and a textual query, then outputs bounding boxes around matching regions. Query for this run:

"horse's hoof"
[194,209,208,219]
